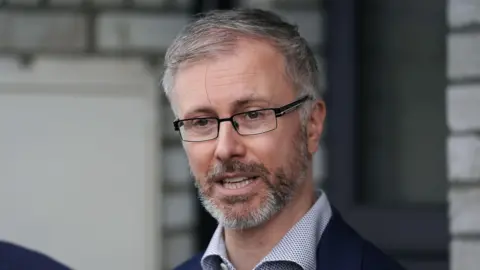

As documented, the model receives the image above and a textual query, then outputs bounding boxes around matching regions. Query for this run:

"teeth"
[223,179,253,190]
[223,177,248,183]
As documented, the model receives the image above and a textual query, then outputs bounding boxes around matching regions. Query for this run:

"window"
[324,0,448,269]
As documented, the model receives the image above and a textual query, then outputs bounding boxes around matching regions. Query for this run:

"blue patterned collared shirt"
[201,190,332,270]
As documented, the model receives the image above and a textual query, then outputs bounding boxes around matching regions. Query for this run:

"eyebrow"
[232,96,272,109]
[182,95,272,119]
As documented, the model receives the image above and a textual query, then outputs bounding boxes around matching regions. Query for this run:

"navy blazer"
[0,241,72,270]
[174,208,406,270]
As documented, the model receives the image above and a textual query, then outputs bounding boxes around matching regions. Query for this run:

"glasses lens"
[233,109,277,135]
[179,118,218,142]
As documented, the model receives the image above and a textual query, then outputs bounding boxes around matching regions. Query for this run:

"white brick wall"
[97,13,189,52]
[451,239,480,270]
[0,11,86,51]
[447,85,480,132]
[447,0,480,269]
[448,33,480,79]
[448,136,480,181]
[449,187,480,235]
[448,0,480,27]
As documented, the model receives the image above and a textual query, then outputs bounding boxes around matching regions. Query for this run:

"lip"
[211,173,259,184]
[214,176,260,197]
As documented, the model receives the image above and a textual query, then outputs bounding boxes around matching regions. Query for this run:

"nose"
[214,120,246,162]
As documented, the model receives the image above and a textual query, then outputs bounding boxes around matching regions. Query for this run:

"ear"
[306,100,326,154]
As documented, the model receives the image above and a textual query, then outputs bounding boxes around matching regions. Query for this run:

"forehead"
[171,39,295,117]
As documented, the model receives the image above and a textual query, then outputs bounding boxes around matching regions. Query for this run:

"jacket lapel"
[316,207,363,270]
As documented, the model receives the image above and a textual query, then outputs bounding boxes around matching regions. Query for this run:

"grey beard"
[195,177,291,230]
[192,128,310,230]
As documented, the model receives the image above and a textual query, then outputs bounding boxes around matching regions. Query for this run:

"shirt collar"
[201,189,332,270]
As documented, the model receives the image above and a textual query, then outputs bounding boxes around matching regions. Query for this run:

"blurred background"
[0,0,478,269]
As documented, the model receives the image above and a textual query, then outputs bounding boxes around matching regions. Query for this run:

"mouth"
[220,176,257,190]
[212,175,260,196]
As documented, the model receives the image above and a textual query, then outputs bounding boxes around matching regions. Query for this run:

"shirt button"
[220,262,228,270]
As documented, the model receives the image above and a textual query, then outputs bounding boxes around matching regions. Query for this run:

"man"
[163,8,405,270]
[0,241,71,269]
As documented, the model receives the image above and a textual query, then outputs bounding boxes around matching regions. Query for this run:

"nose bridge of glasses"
[218,116,240,131]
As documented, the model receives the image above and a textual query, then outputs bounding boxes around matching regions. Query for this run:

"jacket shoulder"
[317,207,406,270]
[0,241,72,269]
[173,252,204,270]
[360,240,405,270]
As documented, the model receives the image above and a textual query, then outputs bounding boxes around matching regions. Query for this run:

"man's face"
[171,39,321,229]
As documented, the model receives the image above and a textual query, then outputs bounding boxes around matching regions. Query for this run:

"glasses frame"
[173,95,312,142]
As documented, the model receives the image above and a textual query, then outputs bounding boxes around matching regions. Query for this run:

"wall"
[447,0,480,269]
[0,58,161,270]
[0,1,325,269]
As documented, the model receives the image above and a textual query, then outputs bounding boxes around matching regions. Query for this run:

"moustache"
[205,160,270,183]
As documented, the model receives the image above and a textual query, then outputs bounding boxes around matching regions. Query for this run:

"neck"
[223,178,316,270]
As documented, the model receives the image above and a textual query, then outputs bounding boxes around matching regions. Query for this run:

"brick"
[447,84,480,132]
[97,13,189,51]
[162,146,190,184]
[162,191,195,229]
[50,0,83,4]
[448,0,480,28]
[93,0,122,4]
[448,135,480,181]
[451,239,480,270]
[134,0,174,6]
[9,0,39,4]
[449,187,480,234]
[0,12,86,51]
[163,233,195,269]
[448,33,480,79]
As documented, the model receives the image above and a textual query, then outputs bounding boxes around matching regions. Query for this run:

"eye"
[245,111,261,119]
[192,118,211,127]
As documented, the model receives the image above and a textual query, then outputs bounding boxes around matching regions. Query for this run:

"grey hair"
[161,8,323,121]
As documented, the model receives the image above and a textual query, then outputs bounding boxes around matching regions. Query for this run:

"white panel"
[0,58,161,270]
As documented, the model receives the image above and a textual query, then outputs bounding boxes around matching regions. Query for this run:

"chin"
[205,192,282,230]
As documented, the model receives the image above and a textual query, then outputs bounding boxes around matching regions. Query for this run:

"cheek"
[248,134,289,168]
[184,143,214,177]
